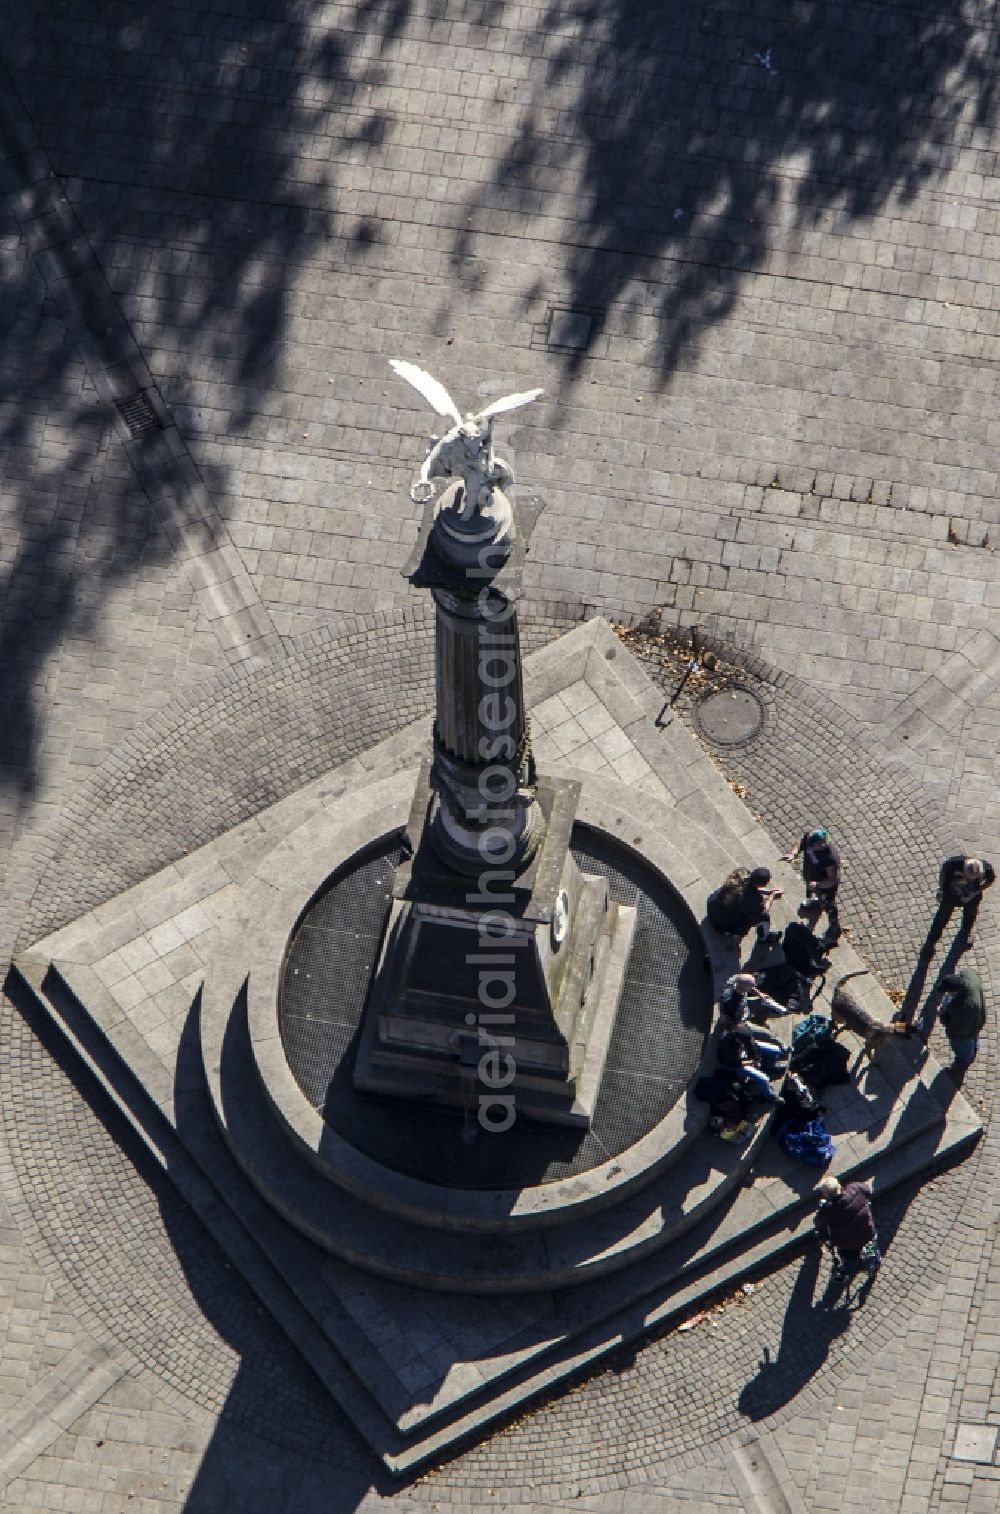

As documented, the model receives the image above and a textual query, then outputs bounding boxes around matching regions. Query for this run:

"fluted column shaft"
[432,585,526,772]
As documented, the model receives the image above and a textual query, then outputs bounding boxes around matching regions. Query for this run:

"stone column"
[428,578,542,875]
[353,364,636,1128]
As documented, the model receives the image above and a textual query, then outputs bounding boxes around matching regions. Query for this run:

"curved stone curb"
[4,600,994,1485]
[200,764,768,1237]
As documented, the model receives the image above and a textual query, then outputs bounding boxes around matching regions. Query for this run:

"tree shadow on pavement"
[2,0,996,813]
[0,0,415,820]
[0,226,160,812]
[737,1243,850,1419]
[452,0,998,383]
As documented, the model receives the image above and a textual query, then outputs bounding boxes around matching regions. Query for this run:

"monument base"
[352,895,636,1128]
[7,619,983,1475]
[352,764,636,1127]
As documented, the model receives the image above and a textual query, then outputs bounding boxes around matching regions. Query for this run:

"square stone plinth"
[11,620,983,1474]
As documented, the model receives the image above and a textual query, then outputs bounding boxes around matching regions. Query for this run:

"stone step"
[195,909,955,1293]
[573,773,819,995]
[27,724,432,963]
[2,956,419,1474]
[524,618,772,868]
[200,939,752,1282]
[541,617,782,857]
[9,950,978,1475]
[455,1107,981,1455]
[41,618,765,975]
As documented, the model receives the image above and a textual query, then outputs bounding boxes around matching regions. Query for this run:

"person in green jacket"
[937,969,986,1068]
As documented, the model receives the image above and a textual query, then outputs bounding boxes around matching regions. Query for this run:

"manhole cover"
[694,686,765,746]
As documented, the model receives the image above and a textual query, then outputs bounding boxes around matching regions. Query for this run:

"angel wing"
[474,388,544,423]
[388,359,461,426]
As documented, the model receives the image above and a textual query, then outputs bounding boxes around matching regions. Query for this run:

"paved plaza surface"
[0,1,998,1510]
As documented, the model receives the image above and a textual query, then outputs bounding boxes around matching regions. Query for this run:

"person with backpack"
[780,827,842,948]
[813,1175,878,1280]
[936,968,986,1069]
[921,855,995,956]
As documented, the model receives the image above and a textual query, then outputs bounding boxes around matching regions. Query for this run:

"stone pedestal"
[351,481,636,1129]
[353,764,636,1127]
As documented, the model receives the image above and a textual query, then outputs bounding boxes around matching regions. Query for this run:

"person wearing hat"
[922,854,995,956]
[706,865,783,943]
[813,1175,877,1279]
[780,827,842,948]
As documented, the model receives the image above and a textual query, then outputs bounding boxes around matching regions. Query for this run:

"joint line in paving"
[0,58,280,666]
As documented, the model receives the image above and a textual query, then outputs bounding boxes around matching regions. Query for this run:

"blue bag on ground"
[776,1117,835,1166]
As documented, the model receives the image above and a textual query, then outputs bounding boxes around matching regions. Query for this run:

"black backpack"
[694,1071,752,1123]
[790,1038,851,1088]
[782,921,831,978]
[777,1070,823,1119]
[757,960,801,1007]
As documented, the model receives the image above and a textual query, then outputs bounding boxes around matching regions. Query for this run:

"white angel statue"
[389,358,542,521]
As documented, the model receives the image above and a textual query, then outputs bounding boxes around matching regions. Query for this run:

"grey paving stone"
[0,0,999,1508]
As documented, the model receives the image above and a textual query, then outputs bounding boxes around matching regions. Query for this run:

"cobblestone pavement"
[0,0,998,1510]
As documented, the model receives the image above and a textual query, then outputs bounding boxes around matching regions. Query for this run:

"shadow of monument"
[159,996,393,1509]
[176,939,757,1457]
[1,970,385,1512]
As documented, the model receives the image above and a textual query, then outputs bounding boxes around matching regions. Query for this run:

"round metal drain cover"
[694,686,765,746]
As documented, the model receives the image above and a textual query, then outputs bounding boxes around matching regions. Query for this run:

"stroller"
[822,1235,882,1291]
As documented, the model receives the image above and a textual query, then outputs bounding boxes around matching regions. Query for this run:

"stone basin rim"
[200,769,723,1232]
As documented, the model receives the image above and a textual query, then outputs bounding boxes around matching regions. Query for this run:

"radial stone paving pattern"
[1,608,990,1504]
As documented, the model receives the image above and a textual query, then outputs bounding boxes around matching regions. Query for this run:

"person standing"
[922,855,995,956]
[780,827,842,947]
[813,1175,877,1279]
[936,968,986,1069]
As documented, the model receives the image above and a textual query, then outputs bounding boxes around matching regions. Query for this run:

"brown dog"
[830,971,916,1063]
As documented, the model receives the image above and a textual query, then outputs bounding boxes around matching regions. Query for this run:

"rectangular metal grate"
[115,389,161,438]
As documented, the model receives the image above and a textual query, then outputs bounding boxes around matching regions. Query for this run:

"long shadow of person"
[898,930,965,1029]
[913,936,967,1045]
[737,1243,850,1420]
[898,951,933,1024]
